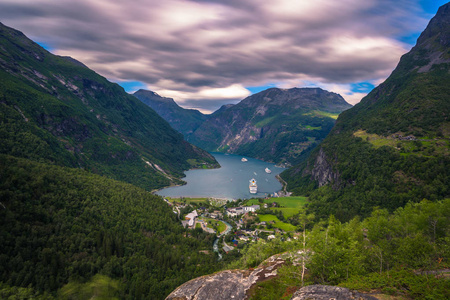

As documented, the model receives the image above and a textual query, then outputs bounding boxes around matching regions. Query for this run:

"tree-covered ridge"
[0,154,220,299]
[189,87,351,165]
[133,89,208,139]
[0,22,218,191]
[281,3,450,220]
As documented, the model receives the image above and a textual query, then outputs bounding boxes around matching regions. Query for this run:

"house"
[227,205,259,217]
[244,204,260,212]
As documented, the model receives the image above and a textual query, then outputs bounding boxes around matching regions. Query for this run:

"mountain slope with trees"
[133,89,208,139]
[0,154,220,299]
[282,3,450,221]
[0,22,217,191]
[189,88,352,166]
[0,21,222,299]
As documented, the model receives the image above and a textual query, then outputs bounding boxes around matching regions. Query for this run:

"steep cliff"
[281,3,450,220]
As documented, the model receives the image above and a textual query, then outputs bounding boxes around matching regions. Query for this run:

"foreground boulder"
[291,285,378,300]
[165,255,286,300]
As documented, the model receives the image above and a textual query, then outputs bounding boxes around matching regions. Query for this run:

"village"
[163,196,307,256]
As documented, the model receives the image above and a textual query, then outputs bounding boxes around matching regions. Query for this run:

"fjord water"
[157,153,284,199]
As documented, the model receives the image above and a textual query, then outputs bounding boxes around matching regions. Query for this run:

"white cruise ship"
[265,167,271,174]
[249,178,257,194]
[241,157,248,162]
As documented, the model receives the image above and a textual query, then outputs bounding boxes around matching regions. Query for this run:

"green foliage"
[0,282,55,300]
[306,200,450,286]
[284,131,450,221]
[189,88,351,165]
[281,17,450,219]
[59,275,120,300]
[228,238,301,269]
[0,23,217,192]
[0,155,221,299]
[340,269,450,300]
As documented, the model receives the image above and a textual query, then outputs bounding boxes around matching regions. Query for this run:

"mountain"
[0,22,223,299]
[133,89,208,139]
[282,3,450,221]
[189,88,352,166]
[0,22,218,191]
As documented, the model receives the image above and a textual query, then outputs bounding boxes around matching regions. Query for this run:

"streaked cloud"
[0,0,445,112]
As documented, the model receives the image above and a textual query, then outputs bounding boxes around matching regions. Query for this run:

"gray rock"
[290,285,378,300]
[165,254,286,300]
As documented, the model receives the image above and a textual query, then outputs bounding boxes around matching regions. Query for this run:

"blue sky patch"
[350,82,375,93]
[246,84,277,94]
[117,81,147,93]
[36,41,53,52]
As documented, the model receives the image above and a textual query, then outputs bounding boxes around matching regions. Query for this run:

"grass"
[255,116,276,128]
[246,196,308,218]
[303,110,340,120]
[258,214,297,232]
[200,217,227,233]
[165,197,209,204]
[353,130,450,157]
[339,269,450,300]
[304,125,322,130]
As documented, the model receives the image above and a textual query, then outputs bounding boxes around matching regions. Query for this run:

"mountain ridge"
[0,22,218,191]
[133,89,208,138]
[281,2,450,220]
[188,87,352,165]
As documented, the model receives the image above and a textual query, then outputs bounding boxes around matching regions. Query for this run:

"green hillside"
[134,89,208,139]
[189,88,352,166]
[0,154,220,299]
[0,22,217,191]
[282,3,450,221]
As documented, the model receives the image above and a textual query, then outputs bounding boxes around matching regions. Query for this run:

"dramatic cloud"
[0,0,444,112]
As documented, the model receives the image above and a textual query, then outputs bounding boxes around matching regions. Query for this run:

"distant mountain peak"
[133,89,207,138]
[396,2,450,74]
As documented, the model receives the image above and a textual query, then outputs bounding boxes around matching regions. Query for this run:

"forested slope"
[282,3,450,221]
[189,88,351,166]
[0,154,220,299]
[0,22,217,191]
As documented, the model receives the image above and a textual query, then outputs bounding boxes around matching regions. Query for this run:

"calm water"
[156,153,284,199]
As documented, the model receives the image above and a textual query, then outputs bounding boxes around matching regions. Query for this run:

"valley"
[1,2,449,300]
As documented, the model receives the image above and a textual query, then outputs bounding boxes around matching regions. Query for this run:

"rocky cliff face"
[304,148,340,188]
[189,87,351,165]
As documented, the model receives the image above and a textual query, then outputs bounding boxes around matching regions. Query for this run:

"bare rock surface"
[290,285,378,300]
[165,254,287,300]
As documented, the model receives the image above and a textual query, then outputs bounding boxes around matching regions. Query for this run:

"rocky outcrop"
[304,148,340,187]
[290,285,377,300]
[165,254,287,300]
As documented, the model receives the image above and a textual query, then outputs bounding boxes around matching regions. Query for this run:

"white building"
[185,210,198,227]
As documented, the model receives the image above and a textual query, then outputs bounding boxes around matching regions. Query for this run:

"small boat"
[265,168,271,174]
[241,158,248,162]
[249,179,257,194]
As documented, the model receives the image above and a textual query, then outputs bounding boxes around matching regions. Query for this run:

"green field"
[258,214,297,232]
[200,217,227,234]
[165,197,209,204]
[246,196,308,217]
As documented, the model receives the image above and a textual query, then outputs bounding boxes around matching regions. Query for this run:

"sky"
[0,0,447,113]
